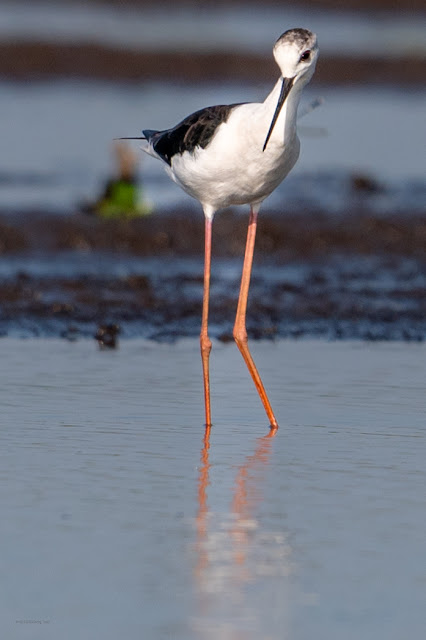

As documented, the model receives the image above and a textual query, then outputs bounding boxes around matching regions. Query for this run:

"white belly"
[168,104,300,211]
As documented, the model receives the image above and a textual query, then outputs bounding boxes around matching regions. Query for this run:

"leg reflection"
[195,425,211,577]
[230,433,275,573]
[195,426,277,589]
[193,428,293,638]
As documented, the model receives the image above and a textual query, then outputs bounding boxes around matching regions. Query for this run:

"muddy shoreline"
[2,43,425,86]
[1,209,426,258]
[0,209,424,341]
[1,254,424,342]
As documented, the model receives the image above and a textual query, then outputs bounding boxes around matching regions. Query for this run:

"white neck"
[262,77,304,147]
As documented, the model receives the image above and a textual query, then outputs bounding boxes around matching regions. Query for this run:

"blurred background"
[1,0,425,214]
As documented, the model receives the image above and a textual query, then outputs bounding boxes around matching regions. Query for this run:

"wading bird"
[121,28,319,431]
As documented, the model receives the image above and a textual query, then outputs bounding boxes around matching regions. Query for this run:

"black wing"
[144,103,243,166]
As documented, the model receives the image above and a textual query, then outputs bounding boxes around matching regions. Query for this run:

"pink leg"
[233,206,278,431]
[200,216,213,426]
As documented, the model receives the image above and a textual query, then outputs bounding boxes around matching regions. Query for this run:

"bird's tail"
[114,130,160,160]
[115,130,159,143]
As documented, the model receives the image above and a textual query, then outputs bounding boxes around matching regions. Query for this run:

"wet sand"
[0,210,424,340]
[2,209,425,257]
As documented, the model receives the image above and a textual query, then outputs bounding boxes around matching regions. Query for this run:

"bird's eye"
[300,50,311,62]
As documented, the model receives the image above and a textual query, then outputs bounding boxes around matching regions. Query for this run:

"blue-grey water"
[1,338,425,639]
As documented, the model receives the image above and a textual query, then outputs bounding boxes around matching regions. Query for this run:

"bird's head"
[273,28,319,86]
[263,28,319,151]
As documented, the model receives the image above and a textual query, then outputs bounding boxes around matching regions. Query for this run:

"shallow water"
[1,338,425,639]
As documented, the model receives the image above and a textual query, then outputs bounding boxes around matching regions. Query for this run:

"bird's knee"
[233,327,248,349]
[200,332,212,357]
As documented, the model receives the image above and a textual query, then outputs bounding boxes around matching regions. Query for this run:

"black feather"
[146,103,243,166]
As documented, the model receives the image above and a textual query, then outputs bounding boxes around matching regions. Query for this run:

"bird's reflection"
[230,431,275,573]
[194,425,288,638]
[195,425,211,577]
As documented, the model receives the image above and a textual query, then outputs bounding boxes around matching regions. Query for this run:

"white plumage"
[142,29,318,219]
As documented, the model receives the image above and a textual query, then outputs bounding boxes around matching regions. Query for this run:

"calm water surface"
[1,339,425,639]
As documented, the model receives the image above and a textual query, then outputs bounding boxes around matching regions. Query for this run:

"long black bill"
[262,76,294,152]
[114,137,146,140]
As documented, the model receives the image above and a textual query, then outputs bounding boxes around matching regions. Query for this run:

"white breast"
[168,102,300,211]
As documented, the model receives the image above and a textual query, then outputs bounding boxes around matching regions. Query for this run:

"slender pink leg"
[233,206,278,431]
[200,217,213,426]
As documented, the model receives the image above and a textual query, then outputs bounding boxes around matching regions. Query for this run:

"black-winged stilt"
[121,28,319,432]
